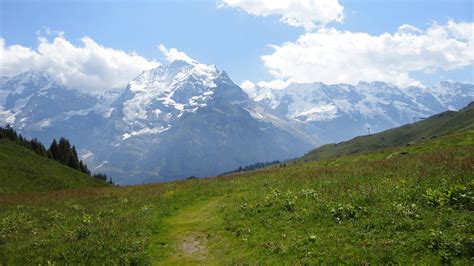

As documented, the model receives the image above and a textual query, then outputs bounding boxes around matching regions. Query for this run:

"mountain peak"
[116,59,229,132]
[2,71,60,95]
[14,71,54,84]
[169,59,193,69]
[133,59,219,87]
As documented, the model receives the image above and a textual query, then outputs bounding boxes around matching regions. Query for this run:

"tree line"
[219,160,285,176]
[0,125,113,184]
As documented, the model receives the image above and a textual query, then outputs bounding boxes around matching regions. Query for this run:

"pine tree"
[49,139,59,160]
[57,137,71,165]
[68,145,80,169]
[30,138,46,156]
[93,173,107,181]
[79,160,91,175]
[2,124,17,141]
[68,154,79,169]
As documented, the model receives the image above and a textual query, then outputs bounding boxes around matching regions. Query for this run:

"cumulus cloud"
[219,0,344,30]
[240,80,256,90]
[256,79,290,89]
[0,35,159,93]
[240,79,290,98]
[240,79,289,91]
[260,20,474,87]
[159,44,196,64]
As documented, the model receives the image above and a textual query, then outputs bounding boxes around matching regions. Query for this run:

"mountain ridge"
[245,80,473,143]
[300,101,474,162]
[1,65,473,183]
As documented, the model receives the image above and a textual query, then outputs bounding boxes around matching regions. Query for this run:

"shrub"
[427,230,473,263]
[283,191,298,212]
[263,189,299,212]
[301,188,318,200]
[264,188,282,207]
[423,188,446,207]
[393,202,419,218]
[423,184,473,210]
[330,203,366,223]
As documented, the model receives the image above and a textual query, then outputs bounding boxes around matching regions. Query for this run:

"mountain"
[0,138,107,194]
[0,71,108,148]
[300,101,474,162]
[1,67,315,184]
[1,67,473,184]
[245,81,474,143]
[89,60,315,183]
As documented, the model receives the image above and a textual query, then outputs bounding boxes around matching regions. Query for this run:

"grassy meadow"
[0,140,107,195]
[1,130,473,264]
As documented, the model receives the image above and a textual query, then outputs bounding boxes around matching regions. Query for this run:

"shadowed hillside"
[0,139,109,195]
[300,102,474,162]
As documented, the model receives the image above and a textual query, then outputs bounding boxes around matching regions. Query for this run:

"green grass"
[0,129,473,264]
[300,102,474,162]
[0,140,107,194]
[151,197,248,265]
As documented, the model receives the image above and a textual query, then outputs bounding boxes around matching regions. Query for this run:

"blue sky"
[1,0,473,91]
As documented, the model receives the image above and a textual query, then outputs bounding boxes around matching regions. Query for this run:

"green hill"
[0,106,473,264]
[300,102,474,162]
[0,139,107,194]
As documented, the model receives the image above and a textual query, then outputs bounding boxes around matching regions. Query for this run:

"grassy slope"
[0,140,107,194]
[300,102,474,162]
[0,128,472,264]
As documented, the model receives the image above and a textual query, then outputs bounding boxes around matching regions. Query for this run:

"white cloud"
[260,20,474,87]
[219,0,344,30]
[159,44,196,64]
[240,79,289,98]
[257,79,289,90]
[240,80,256,90]
[0,35,159,93]
[240,80,257,97]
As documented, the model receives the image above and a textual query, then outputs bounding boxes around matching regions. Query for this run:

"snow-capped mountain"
[85,59,315,183]
[0,71,106,147]
[245,81,474,143]
[1,66,473,184]
[106,60,226,142]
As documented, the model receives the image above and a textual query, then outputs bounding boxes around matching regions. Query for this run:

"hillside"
[1,126,473,264]
[0,140,107,194]
[300,102,474,162]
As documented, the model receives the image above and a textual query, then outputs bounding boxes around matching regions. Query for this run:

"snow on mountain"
[247,81,474,143]
[0,71,103,147]
[430,81,474,110]
[1,68,472,184]
[111,60,221,140]
[79,60,316,183]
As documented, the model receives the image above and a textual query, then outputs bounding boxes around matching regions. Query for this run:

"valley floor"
[1,130,473,264]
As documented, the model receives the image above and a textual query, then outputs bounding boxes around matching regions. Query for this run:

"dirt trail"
[180,233,208,258]
[153,198,222,265]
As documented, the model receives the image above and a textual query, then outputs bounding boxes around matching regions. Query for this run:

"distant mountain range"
[244,81,474,143]
[1,60,473,184]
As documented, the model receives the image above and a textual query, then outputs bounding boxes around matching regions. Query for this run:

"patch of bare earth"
[180,233,208,259]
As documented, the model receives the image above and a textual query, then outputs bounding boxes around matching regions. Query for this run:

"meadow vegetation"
[0,140,107,195]
[1,129,473,264]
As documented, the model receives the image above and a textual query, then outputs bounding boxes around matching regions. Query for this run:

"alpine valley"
[1,59,473,184]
